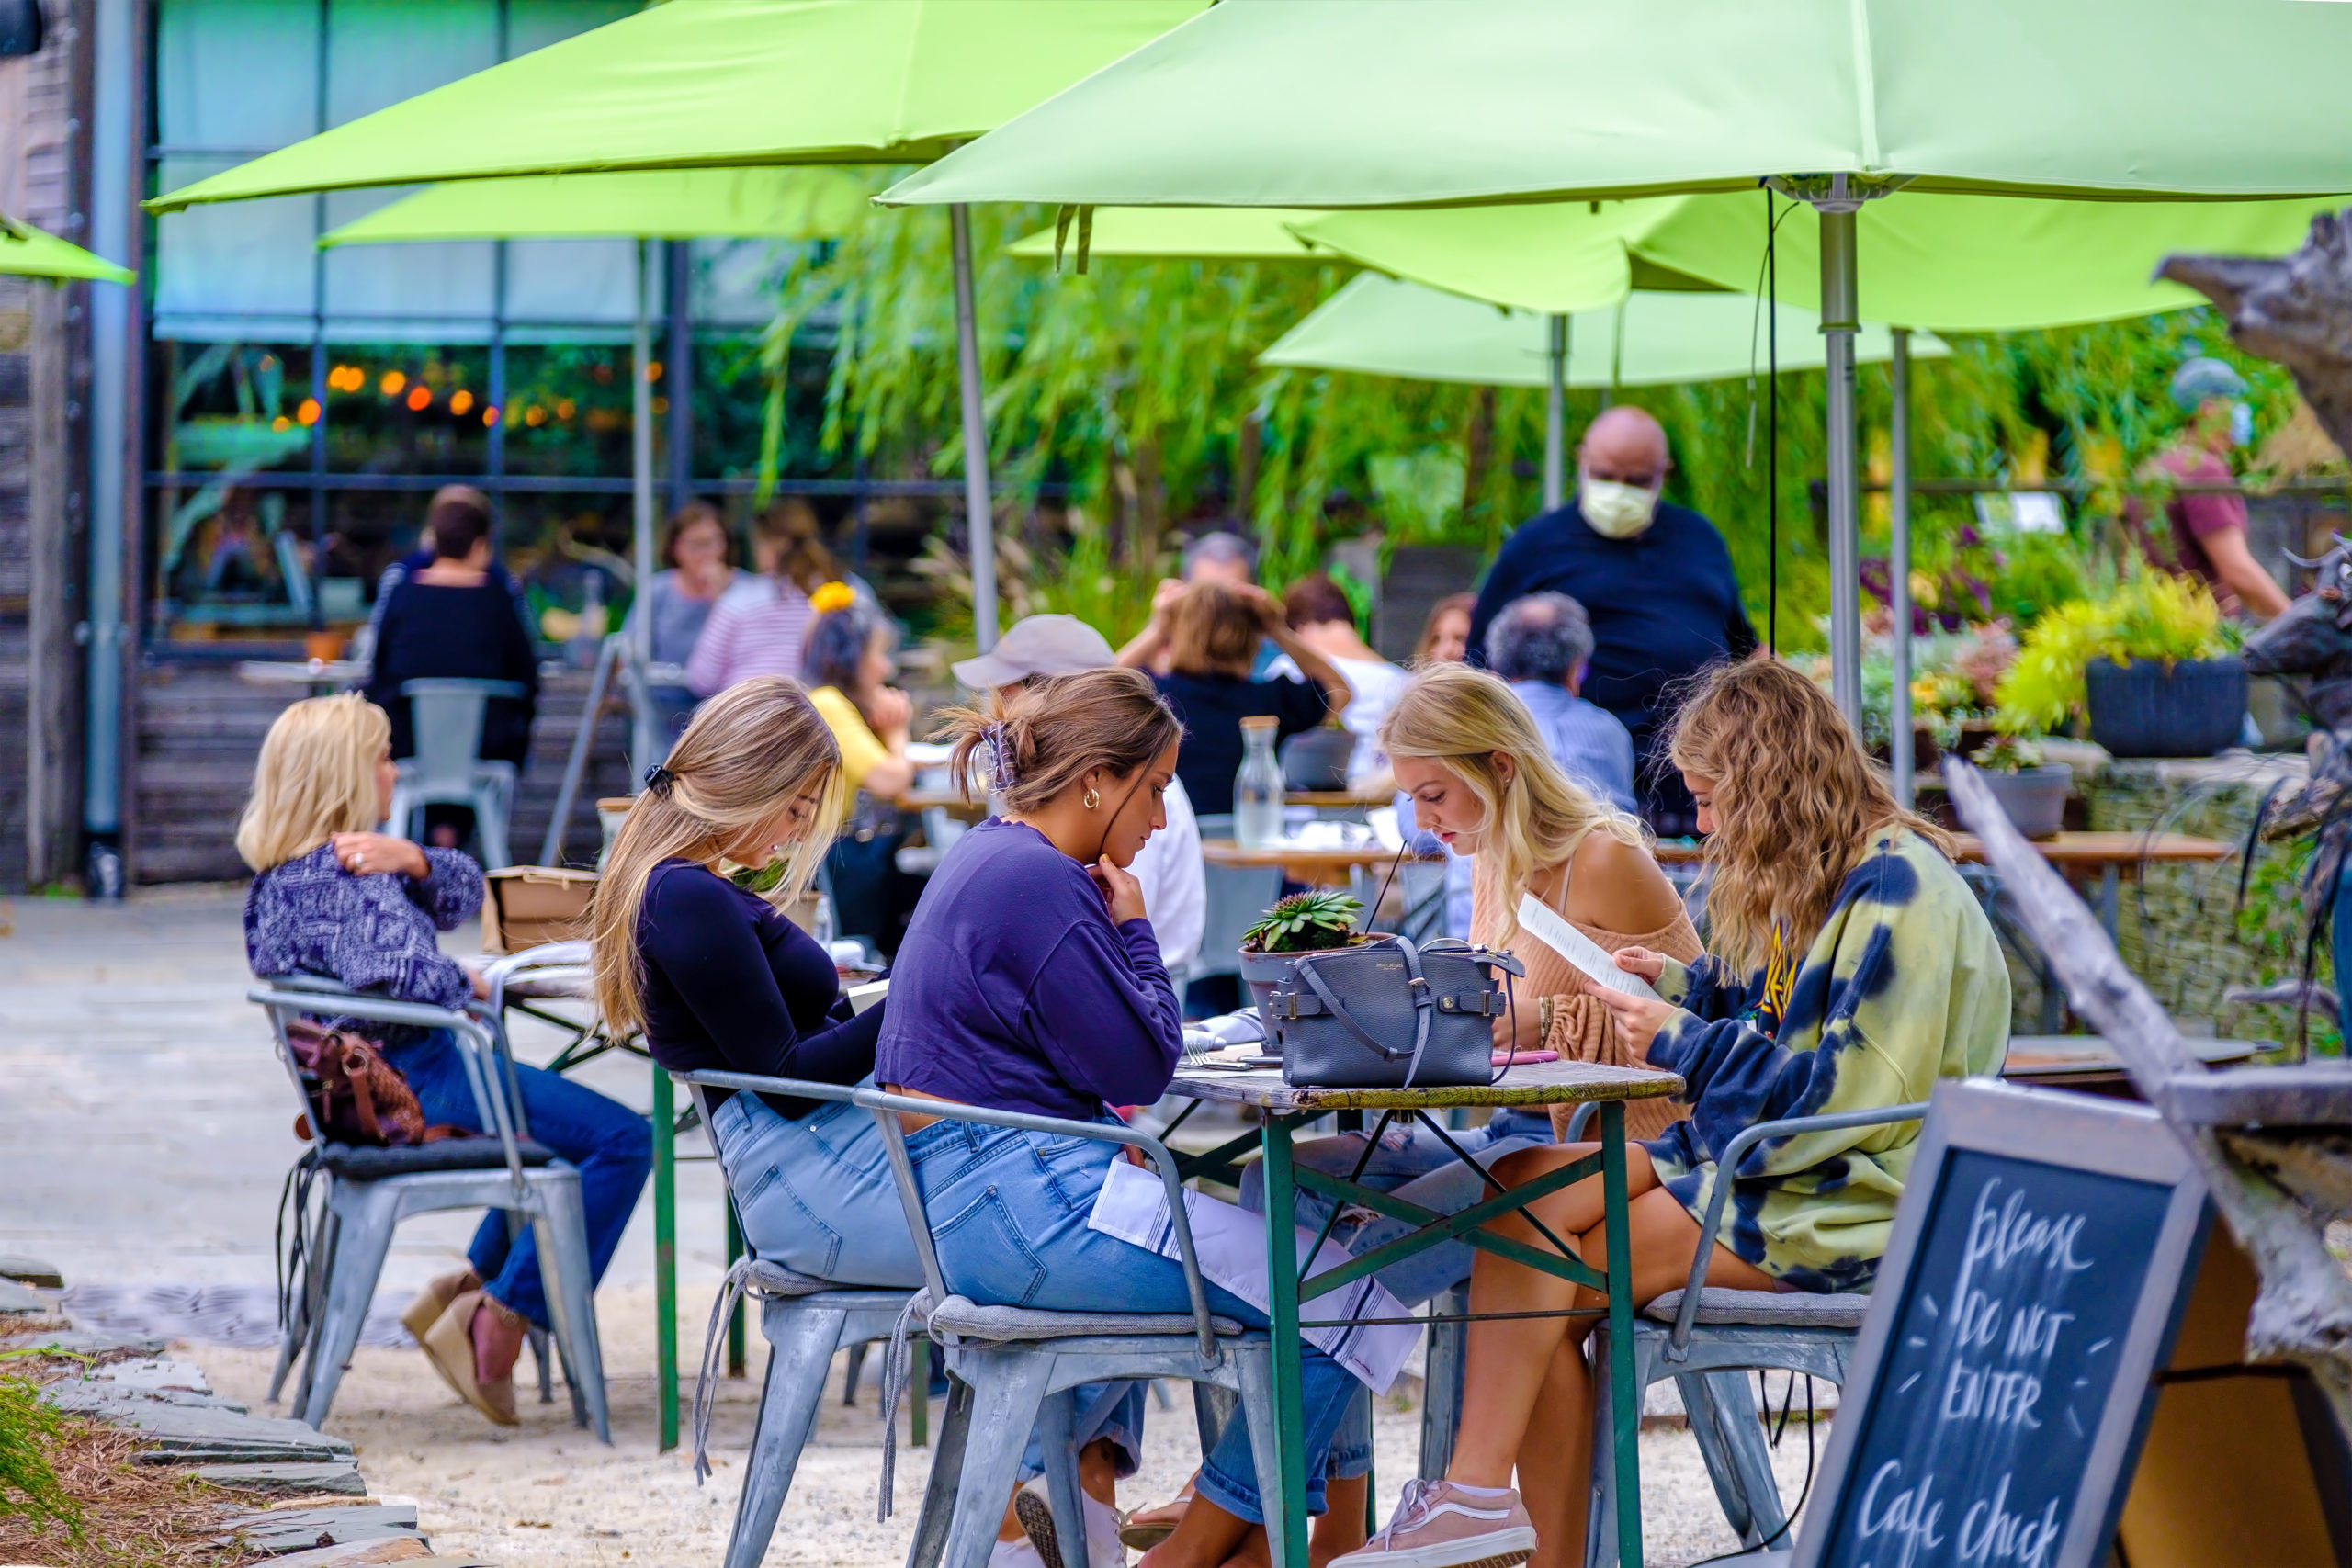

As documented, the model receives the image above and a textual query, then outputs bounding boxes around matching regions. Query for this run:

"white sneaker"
[1330,1479,1537,1568]
[1014,1476,1127,1568]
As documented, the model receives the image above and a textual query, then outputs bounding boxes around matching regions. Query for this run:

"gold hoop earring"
[1083,786,1102,810]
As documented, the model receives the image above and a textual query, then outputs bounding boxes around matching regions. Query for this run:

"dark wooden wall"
[132,664,637,884]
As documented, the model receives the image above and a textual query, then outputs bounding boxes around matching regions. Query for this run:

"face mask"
[1579,475,1660,539]
[2229,402,2254,448]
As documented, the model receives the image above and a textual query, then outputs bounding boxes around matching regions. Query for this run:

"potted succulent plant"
[1967,735,2073,840]
[1238,891,1372,1029]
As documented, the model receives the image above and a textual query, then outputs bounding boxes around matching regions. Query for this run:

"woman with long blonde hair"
[589,675,922,1290]
[1333,660,2009,1568]
[241,694,650,1429]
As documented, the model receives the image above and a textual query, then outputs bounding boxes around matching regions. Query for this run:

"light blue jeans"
[906,1116,1371,1521]
[710,1086,924,1288]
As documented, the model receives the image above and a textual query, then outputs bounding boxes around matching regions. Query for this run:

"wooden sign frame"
[1789,1079,2211,1568]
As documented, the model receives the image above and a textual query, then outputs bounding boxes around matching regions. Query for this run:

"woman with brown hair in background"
[635,499,739,736]
[1413,592,1476,666]
[684,497,838,695]
[1116,580,1351,815]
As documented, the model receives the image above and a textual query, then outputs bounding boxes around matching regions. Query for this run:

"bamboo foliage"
[763,180,2305,649]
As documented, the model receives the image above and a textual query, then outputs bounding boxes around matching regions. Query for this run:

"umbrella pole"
[1889,327,1915,806]
[632,238,660,784]
[1543,313,1567,512]
[1819,206,1863,730]
[950,204,999,651]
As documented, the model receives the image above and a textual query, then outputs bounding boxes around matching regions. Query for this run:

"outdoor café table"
[1201,837,1442,891]
[1649,829,2229,940]
[1159,1055,1683,1568]
[235,658,368,695]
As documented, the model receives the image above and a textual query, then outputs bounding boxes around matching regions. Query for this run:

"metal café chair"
[249,977,611,1440]
[673,1068,924,1568]
[1582,1101,1931,1567]
[388,678,527,869]
[858,1085,1298,1568]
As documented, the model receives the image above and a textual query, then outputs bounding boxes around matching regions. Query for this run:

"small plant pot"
[2085,657,2247,759]
[1239,932,1390,1043]
[1975,763,2073,840]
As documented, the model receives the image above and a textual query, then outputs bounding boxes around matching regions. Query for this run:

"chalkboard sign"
[1793,1081,2211,1568]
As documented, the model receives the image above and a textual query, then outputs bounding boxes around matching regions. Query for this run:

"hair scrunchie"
[643,762,678,798]
[984,721,1014,791]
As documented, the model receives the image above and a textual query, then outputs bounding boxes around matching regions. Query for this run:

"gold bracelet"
[1537,995,1555,1046]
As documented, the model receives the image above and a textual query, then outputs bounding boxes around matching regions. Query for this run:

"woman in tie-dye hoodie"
[1331,660,2008,1568]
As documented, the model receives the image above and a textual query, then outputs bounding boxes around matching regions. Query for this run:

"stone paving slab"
[0,1325,167,1354]
[0,1277,53,1313]
[261,1540,440,1566]
[0,1252,64,1288]
[193,1461,370,1497]
[217,1501,422,1552]
[39,1383,359,1461]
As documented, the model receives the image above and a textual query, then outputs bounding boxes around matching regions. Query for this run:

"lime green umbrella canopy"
[318,167,869,247]
[1292,194,2351,334]
[151,0,1204,212]
[1,215,132,284]
[1264,275,1942,389]
[1008,206,1322,262]
[885,0,2352,209]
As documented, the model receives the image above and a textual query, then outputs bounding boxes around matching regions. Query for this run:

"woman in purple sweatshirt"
[877,668,1363,1568]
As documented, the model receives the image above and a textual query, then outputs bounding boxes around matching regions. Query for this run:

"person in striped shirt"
[684,498,837,696]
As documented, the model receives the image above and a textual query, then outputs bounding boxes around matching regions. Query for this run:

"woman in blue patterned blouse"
[240,693,650,1428]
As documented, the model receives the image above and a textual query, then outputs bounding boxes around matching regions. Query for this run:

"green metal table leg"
[653,1067,679,1453]
[911,1338,930,1449]
[1601,1102,1641,1568]
[725,1203,747,1379]
[1261,1116,1310,1568]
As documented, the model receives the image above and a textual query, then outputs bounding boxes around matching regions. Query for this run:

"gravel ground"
[194,1280,1825,1568]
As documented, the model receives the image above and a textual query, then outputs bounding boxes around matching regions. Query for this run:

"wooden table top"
[1201,839,1441,874]
[1648,830,2229,870]
[237,659,368,686]
[1167,1055,1682,1114]
[900,787,983,812]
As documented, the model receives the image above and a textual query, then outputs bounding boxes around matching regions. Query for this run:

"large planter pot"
[1975,764,2073,840]
[2085,657,2248,759]
[1239,933,1391,1043]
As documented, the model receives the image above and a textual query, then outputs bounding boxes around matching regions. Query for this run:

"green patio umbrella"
[320,165,865,784]
[1,214,132,284]
[1007,205,1321,262]
[1287,192,2350,799]
[1263,273,1941,387]
[880,0,2352,734]
[152,0,1208,650]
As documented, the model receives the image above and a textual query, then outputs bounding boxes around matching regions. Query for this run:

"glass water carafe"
[1235,716,1285,848]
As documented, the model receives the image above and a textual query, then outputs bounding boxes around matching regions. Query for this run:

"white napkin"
[1086,1159,1420,1393]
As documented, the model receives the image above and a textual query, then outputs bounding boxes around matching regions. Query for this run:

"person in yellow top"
[802,585,915,806]
[801,586,917,950]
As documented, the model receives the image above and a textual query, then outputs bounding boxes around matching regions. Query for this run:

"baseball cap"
[951,614,1117,690]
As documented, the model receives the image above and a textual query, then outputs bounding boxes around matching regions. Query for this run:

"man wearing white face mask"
[2124,356,2288,621]
[1465,406,1755,836]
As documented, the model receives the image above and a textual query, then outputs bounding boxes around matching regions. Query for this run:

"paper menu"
[1514,893,1663,1001]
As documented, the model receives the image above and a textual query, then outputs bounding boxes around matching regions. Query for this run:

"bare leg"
[469,1295,527,1384]
[1514,1341,1595,1568]
[1140,1494,1253,1568]
[1314,1474,1369,1565]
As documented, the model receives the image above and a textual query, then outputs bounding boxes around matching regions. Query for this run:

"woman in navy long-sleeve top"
[876,668,1364,1568]
[589,676,919,1291]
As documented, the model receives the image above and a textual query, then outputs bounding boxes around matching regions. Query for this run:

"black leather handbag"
[1264,935,1525,1089]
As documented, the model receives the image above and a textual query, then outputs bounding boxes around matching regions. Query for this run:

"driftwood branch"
[2160,209,2352,463]
[1944,758,2352,1412]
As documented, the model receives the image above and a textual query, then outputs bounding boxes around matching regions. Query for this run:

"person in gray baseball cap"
[954,614,1204,976]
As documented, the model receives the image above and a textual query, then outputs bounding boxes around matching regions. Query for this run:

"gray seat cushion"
[1643,1287,1871,1330]
[920,1291,1246,1343]
[742,1259,838,1299]
[319,1137,559,1179]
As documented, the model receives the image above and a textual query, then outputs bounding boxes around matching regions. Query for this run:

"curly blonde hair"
[1667,659,1954,973]
[1379,661,1645,949]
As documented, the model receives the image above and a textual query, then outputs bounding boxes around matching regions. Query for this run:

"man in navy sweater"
[1467,407,1756,836]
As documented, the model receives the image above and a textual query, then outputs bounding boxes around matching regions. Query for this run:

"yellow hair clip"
[809,581,856,614]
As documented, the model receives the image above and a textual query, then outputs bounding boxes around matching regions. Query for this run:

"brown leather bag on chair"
[286,1020,469,1147]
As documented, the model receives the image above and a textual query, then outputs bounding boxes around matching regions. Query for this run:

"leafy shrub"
[0,1371,82,1543]
[1996,571,2231,733]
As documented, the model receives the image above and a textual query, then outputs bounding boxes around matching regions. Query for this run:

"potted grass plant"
[1238,890,1373,1027]
[1996,572,2245,758]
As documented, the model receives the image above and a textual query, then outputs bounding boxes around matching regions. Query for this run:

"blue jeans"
[385,1031,652,1331]
[1238,1110,1555,1308]
[907,1117,1367,1522]
[710,1086,922,1288]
